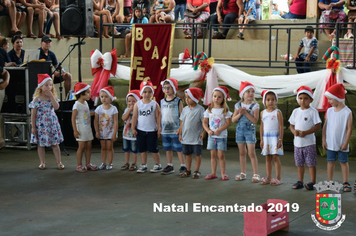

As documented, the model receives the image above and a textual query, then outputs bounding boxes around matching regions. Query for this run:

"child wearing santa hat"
[131,80,162,173]
[121,90,141,171]
[72,83,97,172]
[94,86,119,170]
[232,81,260,183]
[288,85,321,190]
[160,78,186,175]
[29,74,64,170]
[322,83,353,192]
[179,88,206,178]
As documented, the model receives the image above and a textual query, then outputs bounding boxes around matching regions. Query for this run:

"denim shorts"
[162,134,183,152]
[326,149,349,163]
[294,145,317,167]
[236,123,256,144]
[136,129,159,153]
[122,139,138,154]
[207,137,227,151]
[182,144,202,156]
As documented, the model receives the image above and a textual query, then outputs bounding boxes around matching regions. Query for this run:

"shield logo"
[315,193,342,225]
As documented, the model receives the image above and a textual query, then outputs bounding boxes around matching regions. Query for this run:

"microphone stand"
[52,37,85,156]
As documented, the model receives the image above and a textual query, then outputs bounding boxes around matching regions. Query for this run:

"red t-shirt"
[290,0,306,16]
[188,0,211,13]
[222,0,239,15]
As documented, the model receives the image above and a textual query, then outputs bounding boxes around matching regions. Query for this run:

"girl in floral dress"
[29,74,64,170]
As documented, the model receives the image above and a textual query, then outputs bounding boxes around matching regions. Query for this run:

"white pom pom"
[143,81,147,85]
[293,89,298,94]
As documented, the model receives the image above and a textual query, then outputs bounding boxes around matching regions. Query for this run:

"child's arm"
[31,107,37,135]
[156,103,161,138]
[298,123,321,138]
[200,130,206,139]
[203,117,213,136]
[179,120,183,141]
[122,107,132,121]
[46,91,59,110]
[71,109,79,139]
[322,118,327,150]
[341,113,353,150]
[214,117,231,136]
[231,107,242,123]
[240,107,259,124]
[290,124,299,137]
[94,113,100,139]
[259,111,264,149]
[277,110,284,148]
[294,45,302,60]
[175,100,183,135]
[131,103,138,136]
[304,46,316,62]
[111,113,119,142]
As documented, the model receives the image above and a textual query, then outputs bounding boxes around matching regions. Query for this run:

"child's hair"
[76,89,89,99]
[32,82,58,99]
[208,90,229,115]
[305,26,314,34]
[240,92,257,103]
[298,92,313,99]
[99,113,111,131]
[263,92,277,108]
[0,36,8,48]
[133,7,143,23]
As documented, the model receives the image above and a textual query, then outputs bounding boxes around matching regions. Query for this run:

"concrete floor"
[0,144,355,236]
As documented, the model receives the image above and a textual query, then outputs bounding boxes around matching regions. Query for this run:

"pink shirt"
[188,0,211,13]
[290,0,306,16]
[124,0,131,7]
[222,0,239,15]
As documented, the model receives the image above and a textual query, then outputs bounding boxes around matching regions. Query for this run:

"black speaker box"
[60,0,94,37]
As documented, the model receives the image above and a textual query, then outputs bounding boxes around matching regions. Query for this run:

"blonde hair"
[239,89,257,103]
[32,80,58,99]
[99,113,111,131]
[208,90,229,115]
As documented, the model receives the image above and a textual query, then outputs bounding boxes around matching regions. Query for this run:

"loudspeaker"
[60,0,94,37]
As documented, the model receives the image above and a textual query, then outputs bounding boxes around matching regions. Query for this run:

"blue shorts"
[326,149,349,163]
[162,134,183,152]
[207,137,227,151]
[136,129,159,153]
[122,139,138,154]
[182,144,202,156]
[236,123,257,144]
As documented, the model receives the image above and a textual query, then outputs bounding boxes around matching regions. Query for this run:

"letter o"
[144,38,152,51]
[255,206,263,212]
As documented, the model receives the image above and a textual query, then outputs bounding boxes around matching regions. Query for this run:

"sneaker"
[212,31,222,39]
[161,165,174,175]
[137,165,147,173]
[150,164,162,173]
[106,163,113,170]
[179,166,187,174]
[237,32,244,39]
[98,163,106,170]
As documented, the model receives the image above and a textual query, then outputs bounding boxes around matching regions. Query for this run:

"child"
[232,81,260,182]
[94,86,118,170]
[160,78,186,175]
[71,83,97,172]
[322,84,353,192]
[289,86,321,190]
[179,88,205,178]
[237,0,256,40]
[294,26,318,74]
[203,86,232,180]
[29,74,64,170]
[121,90,141,171]
[260,90,283,185]
[132,80,162,173]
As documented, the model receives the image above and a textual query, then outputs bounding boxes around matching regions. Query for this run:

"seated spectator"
[8,35,24,65]
[237,0,256,40]
[93,0,120,37]
[41,0,63,39]
[14,2,26,31]
[271,1,283,18]
[149,0,175,23]
[123,0,132,23]
[0,67,10,150]
[318,0,346,41]
[345,0,356,38]
[183,0,210,39]
[210,0,218,15]
[255,0,262,20]
[0,37,17,67]
[93,13,109,38]
[282,0,306,19]
[1,0,22,36]
[132,0,150,20]
[174,0,186,21]
[211,0,242,39]
[17,0,46,38]
[103,0,123,24]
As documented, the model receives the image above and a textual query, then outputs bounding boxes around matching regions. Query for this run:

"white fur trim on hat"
[100,88,116,101]
[262,90,278,106]
[185,89,198,103]
[161,79,177,94]
[74,85,90,95]
[38,77,52,87]
[324,91,345,102]
[140,85,154,96]
[213,87,231,101]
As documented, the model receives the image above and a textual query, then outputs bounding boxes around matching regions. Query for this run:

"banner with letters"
[130,24,175,101]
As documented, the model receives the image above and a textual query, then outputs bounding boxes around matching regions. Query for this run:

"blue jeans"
[174,3,186,21]
[295,53,317,73]
[282,12,306,20]
[207,137,227,151]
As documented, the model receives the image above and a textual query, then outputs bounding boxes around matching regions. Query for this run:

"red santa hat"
[294,85,313,101]
[140,80,155,96]
[161,78,178,94]
[213,86,231,101]
[126,89,141,104]
[261,89,278,106]
[74,82,91,95]
[239,81,256,98]
[324,83,346,102]
[37,74,52,87]
[100,86,116,101]
[185,87,204,103]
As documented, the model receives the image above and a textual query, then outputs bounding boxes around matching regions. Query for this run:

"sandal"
[86,163,97,171]
[204,174,218,180]
[184,35,192,39]
[252,174,260,183]
[38,163,46,170]
[260,177,270,185]
[9,30,22,37]
[180,170,191,178]
[121,163,130,170]
[292,181,304,189]
[270,178,283,186]
[221,175,229,181]
[27,33,37,39]
[354,181,356,193]
[192,171,201,179]
[77,165,87,172]
[235,172,246,181]
[304,182,315,190]
[129,163,137,171]
[342,182,351,192]
[58,162,65,170]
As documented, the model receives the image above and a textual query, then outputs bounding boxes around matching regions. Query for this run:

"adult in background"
[0,37,17,67]
[0,67,10,149]
[150,0,175,23]
[183,0,210,39]
[255,0,262,20]
[38,35,72,98]
[8,35,25,65]
[318,0,346,41]
[210,0,218,15]
[174,0,186,21]
[282,0,306,19]
[211,0,242,39]
[344,0,356,38]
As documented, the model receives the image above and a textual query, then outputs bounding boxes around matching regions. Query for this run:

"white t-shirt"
[122,108,136,140]
[203,108,232,138]
[234,102,260,113]
[137,100,158,132]
[288,107,321,147]
[326,106,351,152]
[72,101,93,141]
[94,104,118,139]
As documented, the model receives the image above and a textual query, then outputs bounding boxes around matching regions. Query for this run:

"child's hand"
[31,127,37,135]
[322,140,327,150]
[44,90,53,97]
[95,132,100,139]
[277,139,282,149]
[175,128,179,135]
[157,128,161,138]
[208,130,214,136]
[304,56,310,62]
[132,129,137,136]
[340,142,348,151]
[239,107,247,115]
[294,130,300,137]
[199,132,205,139]
[260,140,263,149]
[74,131,80,139]
[111,135,117,142]
[179,134,182,141]
[298,130,306,137]
[214,129,222,136]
